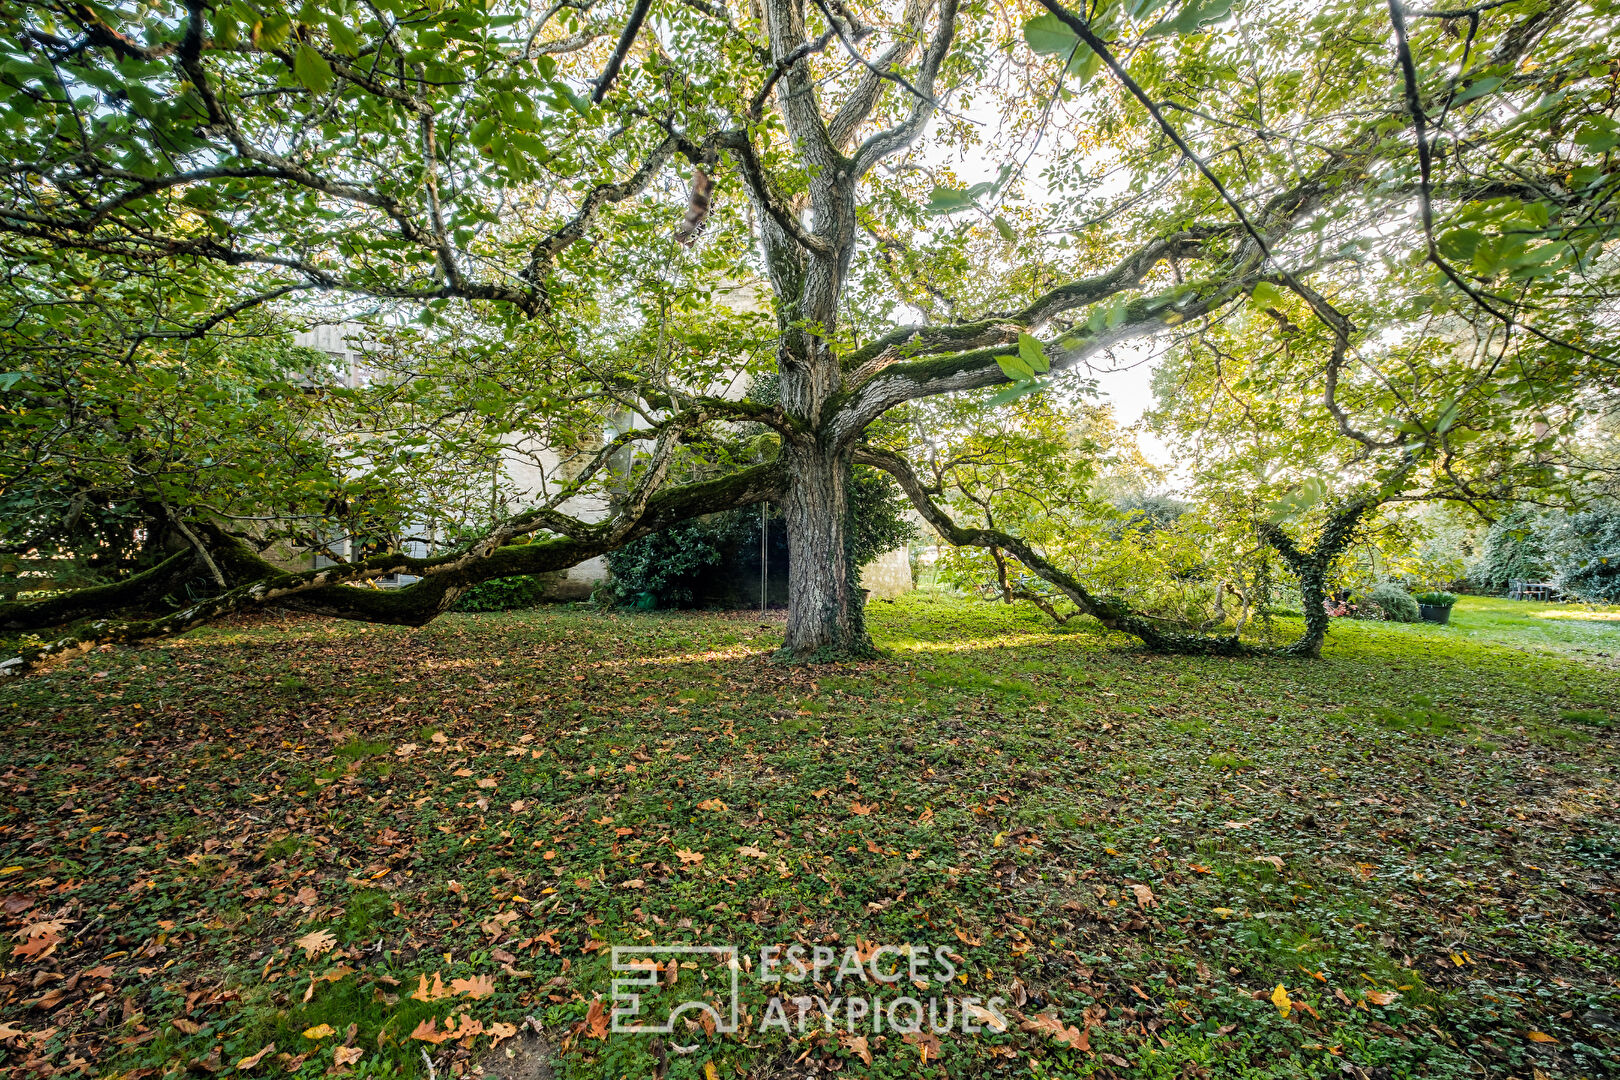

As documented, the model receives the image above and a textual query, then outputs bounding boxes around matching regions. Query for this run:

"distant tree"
[1548,508,1620,602]
[1473,509,1555,592]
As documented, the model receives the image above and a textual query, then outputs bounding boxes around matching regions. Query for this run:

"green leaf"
[1433,395,1459,433]
[988,379,1044,407]
[323,15,359,56]
[1573,121,1620,154]
[1067,44,1101,82]
[992,215,1017,242]
[1021,14,1099,81]
[1022,13,1079,56]
[1436,228,1485,262]
[1268,477,1326,522]
[560,84,593,116]
[293,44,334,94]
[1146,0,1234,37]
[1248,280,1284,309]
[1450,76,1502,105]
[1017,333,1050,374]
[1105,295,1129,329]
[926,187,978,215]
[997,352,1036,381]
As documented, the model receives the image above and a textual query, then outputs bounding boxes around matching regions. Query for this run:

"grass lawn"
[1,593,1617,1080]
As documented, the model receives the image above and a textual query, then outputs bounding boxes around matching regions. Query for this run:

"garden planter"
[1418,603,1453,625]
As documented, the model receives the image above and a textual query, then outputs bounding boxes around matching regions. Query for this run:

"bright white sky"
[923,92,1183,479]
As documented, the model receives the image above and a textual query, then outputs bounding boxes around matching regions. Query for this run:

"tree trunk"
[779,441,876,660]
[1275,558,1330,659]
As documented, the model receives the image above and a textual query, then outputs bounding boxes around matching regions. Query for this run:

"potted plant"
[1414,591,1458,625]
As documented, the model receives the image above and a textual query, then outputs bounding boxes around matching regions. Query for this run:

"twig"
[592,0,653,102]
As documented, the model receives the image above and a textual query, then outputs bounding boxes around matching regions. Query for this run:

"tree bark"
[779,440,877,660]
[1275,557,1331,659]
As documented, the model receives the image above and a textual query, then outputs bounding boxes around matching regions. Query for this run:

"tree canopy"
[2,0,1616,671]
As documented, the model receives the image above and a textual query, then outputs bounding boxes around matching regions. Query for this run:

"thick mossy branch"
[2,461,787,675]
[854,447,1263,657]
[0,550,200,632]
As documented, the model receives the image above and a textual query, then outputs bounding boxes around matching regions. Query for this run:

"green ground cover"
[0,594,1616,1079]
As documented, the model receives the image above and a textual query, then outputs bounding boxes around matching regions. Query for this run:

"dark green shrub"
[1548,508,1620,602]
[602,511,756,608]
[453,573,554,612]
[1473,508,1551,591]
[1366,581,1421,622]
[604,466,917,609]
[847,465,919,569]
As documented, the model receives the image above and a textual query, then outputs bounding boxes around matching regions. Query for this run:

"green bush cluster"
[1413,590,1458,607]
[603,465,917,609]
[1469,505,1620,601]
[1366,581,1421,622]
[452,572,555,612]
[601,511,758,608]
[1549,509,1620,603]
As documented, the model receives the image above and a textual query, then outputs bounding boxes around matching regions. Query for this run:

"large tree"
[1,0,1616,670]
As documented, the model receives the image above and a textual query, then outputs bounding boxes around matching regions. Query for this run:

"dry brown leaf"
[408,1018,454,1045]
[585,998,610,1040]
[446,1014,485,1041]
[696,798,727,812]
[477,778,498,789]
[294,929,337,961]
[488,1021,518,1046]
[171,1017,202,1035]
[1364,989,1398,1006]
[1020,1012,1089,1050]
[737,845,768,858]
[302,1023,335,1040]
[963,1002,1007,1032]
[902,1029,942,1061]
[411,971,452,1002]
[13,919,65,942]
[1128,883,1155,909]
[675,849,705,865]
[235,1043,276,1071]
[12,931,60,961]
[450,974,496,1000]
[841,1034,873,1065]
[1253,855,1285,871]
[333,1046,363,1067]
[1526,1030,1559,1043]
